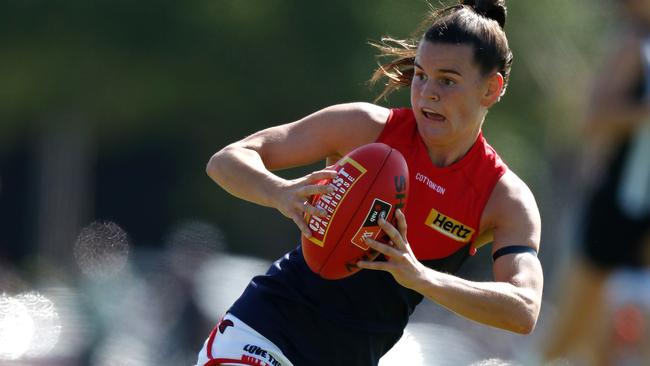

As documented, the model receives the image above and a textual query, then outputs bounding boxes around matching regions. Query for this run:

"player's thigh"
[195,313,293,366]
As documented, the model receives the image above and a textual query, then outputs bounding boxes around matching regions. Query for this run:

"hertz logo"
[425,208,475,243]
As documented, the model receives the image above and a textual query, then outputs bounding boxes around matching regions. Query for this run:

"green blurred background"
[0,0,621,364]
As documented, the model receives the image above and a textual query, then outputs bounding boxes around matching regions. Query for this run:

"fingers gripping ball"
[301,143,409,279]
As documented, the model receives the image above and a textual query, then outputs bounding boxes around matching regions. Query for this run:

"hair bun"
[461,0,507,28]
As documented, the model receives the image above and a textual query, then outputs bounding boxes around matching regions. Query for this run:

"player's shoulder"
[320,102,390,126]
[493,170,537,210]
[302,102,391,159]
[318,103,391,154]
[486,169,540,229]
[481,169,541,249]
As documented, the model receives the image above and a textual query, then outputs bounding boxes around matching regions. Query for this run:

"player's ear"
[481,72,504,107]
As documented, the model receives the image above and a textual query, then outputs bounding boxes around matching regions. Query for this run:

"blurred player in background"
[542,0,650,364]
[197,1,543,365]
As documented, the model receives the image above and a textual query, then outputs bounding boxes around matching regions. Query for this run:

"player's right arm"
[206,102,389,237]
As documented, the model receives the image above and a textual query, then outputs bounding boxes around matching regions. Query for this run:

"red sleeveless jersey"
[376,108,508,260]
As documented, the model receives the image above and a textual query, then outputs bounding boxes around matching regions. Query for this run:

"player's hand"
[273,168,338,238]
[356,209,427,290]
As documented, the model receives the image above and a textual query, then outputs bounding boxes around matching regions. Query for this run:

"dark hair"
[370,0,513,101]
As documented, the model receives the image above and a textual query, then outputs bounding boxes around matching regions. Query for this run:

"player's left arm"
[483,169,543,333]
[358,170,543,334]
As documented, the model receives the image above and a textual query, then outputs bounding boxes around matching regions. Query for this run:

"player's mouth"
[421,108,446,122]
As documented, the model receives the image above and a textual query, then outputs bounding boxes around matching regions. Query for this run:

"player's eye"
[414,72,427,81]
[439,77,456,86]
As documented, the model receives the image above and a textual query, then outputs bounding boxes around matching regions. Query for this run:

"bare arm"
[206,102,389,236]
[419,171,542,333]
[358,170,543,334]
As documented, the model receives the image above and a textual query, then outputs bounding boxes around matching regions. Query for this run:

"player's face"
[410,41,493,148]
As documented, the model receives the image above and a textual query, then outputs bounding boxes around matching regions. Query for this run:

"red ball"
[301,143,409,279]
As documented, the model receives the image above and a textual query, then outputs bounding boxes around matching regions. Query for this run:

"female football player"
[197,1,543,365]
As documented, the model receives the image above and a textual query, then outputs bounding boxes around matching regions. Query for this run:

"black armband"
[492,245,538,262]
